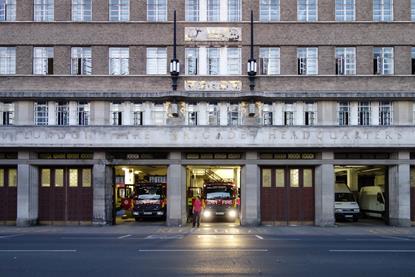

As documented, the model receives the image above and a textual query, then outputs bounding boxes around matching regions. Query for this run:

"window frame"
[358,101,371,126]
[297,0,318,22]
[259,47,280,75]
[146,47,167,75]
[227,104,240,126]
[207,0,220,21]
[373,47,394,75]
[297,47,318,75]
[338,102,350,126]
[0,47,16,75]
[109,47,129,75]
[335,0,355,22]
[147,0,167,22]
[379,101,393,126]
[283,103,295,126]
[33,47,54,75]
[109,0,130,22]
[207,104,220,126]
[185,48,199,75]
[0,0,16,21]
[34,102,49,126]
[71,47,92,75]
[227,48,241,75]
[71,0,92,22]
[227,0,241,22]
[412,0,415,21]
[34,0,54,22]
[0,102,14,125]
[55,102,70,126]
[77,102,90,126]
[185,0,199,21]
[259,0,280,22]
[110,103,123,126]
[373,0,393,22]
[304,102,316,126]
[335,47,356,75]
[207,48,220,75]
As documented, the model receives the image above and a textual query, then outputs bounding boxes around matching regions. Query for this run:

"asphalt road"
[1,225,415,276]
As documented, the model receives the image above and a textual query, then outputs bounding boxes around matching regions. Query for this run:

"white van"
[335,183,360,222]
[358,186,385,218]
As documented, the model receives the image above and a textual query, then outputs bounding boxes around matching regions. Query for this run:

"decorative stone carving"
[185,27,242,42]
[185,80,242,91]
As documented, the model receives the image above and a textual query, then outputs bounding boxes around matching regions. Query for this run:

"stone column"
[388,151,411,227]
[90,101,110,125]
[92,152,111,225]
[317,101,337,126]
[15,101,34,125]
[167,152,186,226]
[241,152,260,226]
[197,102,208,125]
[16,152,38,226]
[393,101,412,125]
[68,101,78,125]
[314,152,335,226]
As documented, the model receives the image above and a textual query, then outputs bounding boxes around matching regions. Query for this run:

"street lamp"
[170,58,180,91]
[170,10,180,91]
[247,58,257,91]
[247,10,256,91]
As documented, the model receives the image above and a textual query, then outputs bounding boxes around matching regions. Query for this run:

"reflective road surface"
[1,224,415,276]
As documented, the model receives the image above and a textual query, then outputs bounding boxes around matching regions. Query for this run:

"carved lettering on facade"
[0,128,412,148]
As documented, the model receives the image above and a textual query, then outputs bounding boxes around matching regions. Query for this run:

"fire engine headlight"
[228,210,237,218]
[203,210,212,218]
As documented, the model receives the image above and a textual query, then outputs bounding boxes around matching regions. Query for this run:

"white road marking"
[0,250,77,253]
[256,235,264,240]
[145,235,184,240]
[61,237,119,240]
[0,234,24,239]
[118,234,131,239]
[138,249,268,252]
[264,238,301,241]
[329,250,415,253]
[378,236,412,241]
[347,237,413,242]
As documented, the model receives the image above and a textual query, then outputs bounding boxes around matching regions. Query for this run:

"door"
[261,167,314,225]
[39,167,92,222]
[0,168,17,222]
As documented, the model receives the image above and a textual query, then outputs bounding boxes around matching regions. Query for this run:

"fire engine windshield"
[137,187,162,200]
[206,186,233,200]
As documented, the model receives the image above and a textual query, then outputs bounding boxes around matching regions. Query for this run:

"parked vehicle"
[359,186,385,218]
[202,182,238,222]
[132,183,167,220]
[334,183,360,222]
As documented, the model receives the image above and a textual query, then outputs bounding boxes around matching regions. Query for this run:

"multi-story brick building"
[0,0,415,227]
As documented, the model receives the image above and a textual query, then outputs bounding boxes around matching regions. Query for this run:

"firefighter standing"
[192,196,203,228]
